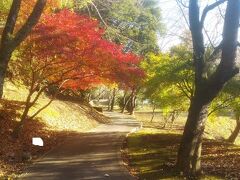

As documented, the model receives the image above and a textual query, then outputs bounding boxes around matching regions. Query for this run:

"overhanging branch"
[200,0,227,27]
[12,0,47,49]
[208,42,223,61]
[1,0,21,46]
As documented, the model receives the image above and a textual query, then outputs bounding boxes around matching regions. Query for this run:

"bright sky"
[158,0,229,51]
[158,0,186,50]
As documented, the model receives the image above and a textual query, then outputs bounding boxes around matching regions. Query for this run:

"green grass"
[134,112,240,145]
[125,128,225,180]
[126,112,240,179]
[3,81,100,132]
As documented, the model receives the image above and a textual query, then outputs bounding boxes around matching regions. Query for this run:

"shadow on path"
[20,112,139,180]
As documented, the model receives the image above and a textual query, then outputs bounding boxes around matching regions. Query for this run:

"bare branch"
[189,0,205,83]
[29,96,54,120]
[208,97,234,117]
[200,0,227,27]
[176,83,191,100]
[175,0,190,28]
[90,1,108,26]
[203,27,214,49]
[208,42,223,61]
[176,0,189,8]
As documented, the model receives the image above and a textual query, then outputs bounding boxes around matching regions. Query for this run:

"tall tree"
[176,0,240,176]
[77,0,164,55]
[141,48,193,123]
[0,0,47,98]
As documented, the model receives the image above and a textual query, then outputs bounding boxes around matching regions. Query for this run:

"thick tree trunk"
[228,116,240,143]
[0,0,46,98]
[0,48,11,97]
[176,97,208,176]
[176,0,240,177]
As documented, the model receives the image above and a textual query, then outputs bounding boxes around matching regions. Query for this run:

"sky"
[158,0,186,50]
[158,0,228,51]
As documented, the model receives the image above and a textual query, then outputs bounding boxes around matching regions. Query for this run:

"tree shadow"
[125,131,240,179]
[21,131,135,180]
[0,99,82,176]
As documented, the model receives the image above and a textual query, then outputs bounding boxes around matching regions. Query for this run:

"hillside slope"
[0,82,109,178]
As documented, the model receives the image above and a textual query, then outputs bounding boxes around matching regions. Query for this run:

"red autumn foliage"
[22,9,144,90]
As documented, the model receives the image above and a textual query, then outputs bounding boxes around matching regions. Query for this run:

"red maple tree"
[12,10,144,137]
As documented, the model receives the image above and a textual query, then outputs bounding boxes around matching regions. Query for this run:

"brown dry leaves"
[0,100,76,178]
[202,140,240,179]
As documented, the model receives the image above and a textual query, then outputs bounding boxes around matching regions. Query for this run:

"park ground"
[122,111,240,179]
[1,83,240,179]
[0,82,110,178]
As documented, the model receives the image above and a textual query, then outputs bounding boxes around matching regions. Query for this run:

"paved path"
[20,112,140,180]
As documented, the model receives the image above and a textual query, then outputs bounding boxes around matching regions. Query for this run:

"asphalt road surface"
[20,112,140,180]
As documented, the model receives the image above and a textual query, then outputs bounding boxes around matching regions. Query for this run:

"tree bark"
[121,92,131,113]
[176,0,240,177]
[170,110,178,129]
[0,0,46,98]
[12,86,56,138]
[12,87,33,138]
[108,96,111,111]
[12,105,30,138]
[176,97,208,176]
[0,48,11,97]
[150,103,156,122]
[227,115,240,143]
[110,88,116,111]
[129,94,136,115]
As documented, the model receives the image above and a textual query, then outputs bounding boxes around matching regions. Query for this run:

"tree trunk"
[87,93,91,103]
[121,93,131,113]
[0,48,11,98]
[176,97,208,176]
[110,88,116,111]
[0,0,46,98]
[129,95,136,115]
[176,0,240,177]
[108,93,112,111]
[228,116,240,143]
[170,111,177,129]
[12,105,31,138]
[150,103,156,122]
[162,113,171,129]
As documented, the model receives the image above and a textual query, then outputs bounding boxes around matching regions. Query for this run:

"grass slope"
[0,82,109,178]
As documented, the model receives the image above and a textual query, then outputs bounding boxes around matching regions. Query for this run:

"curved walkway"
[20,112,140,180]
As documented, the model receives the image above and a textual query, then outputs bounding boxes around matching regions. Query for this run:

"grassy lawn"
[124,126,240,179]
[134,112,240,145]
